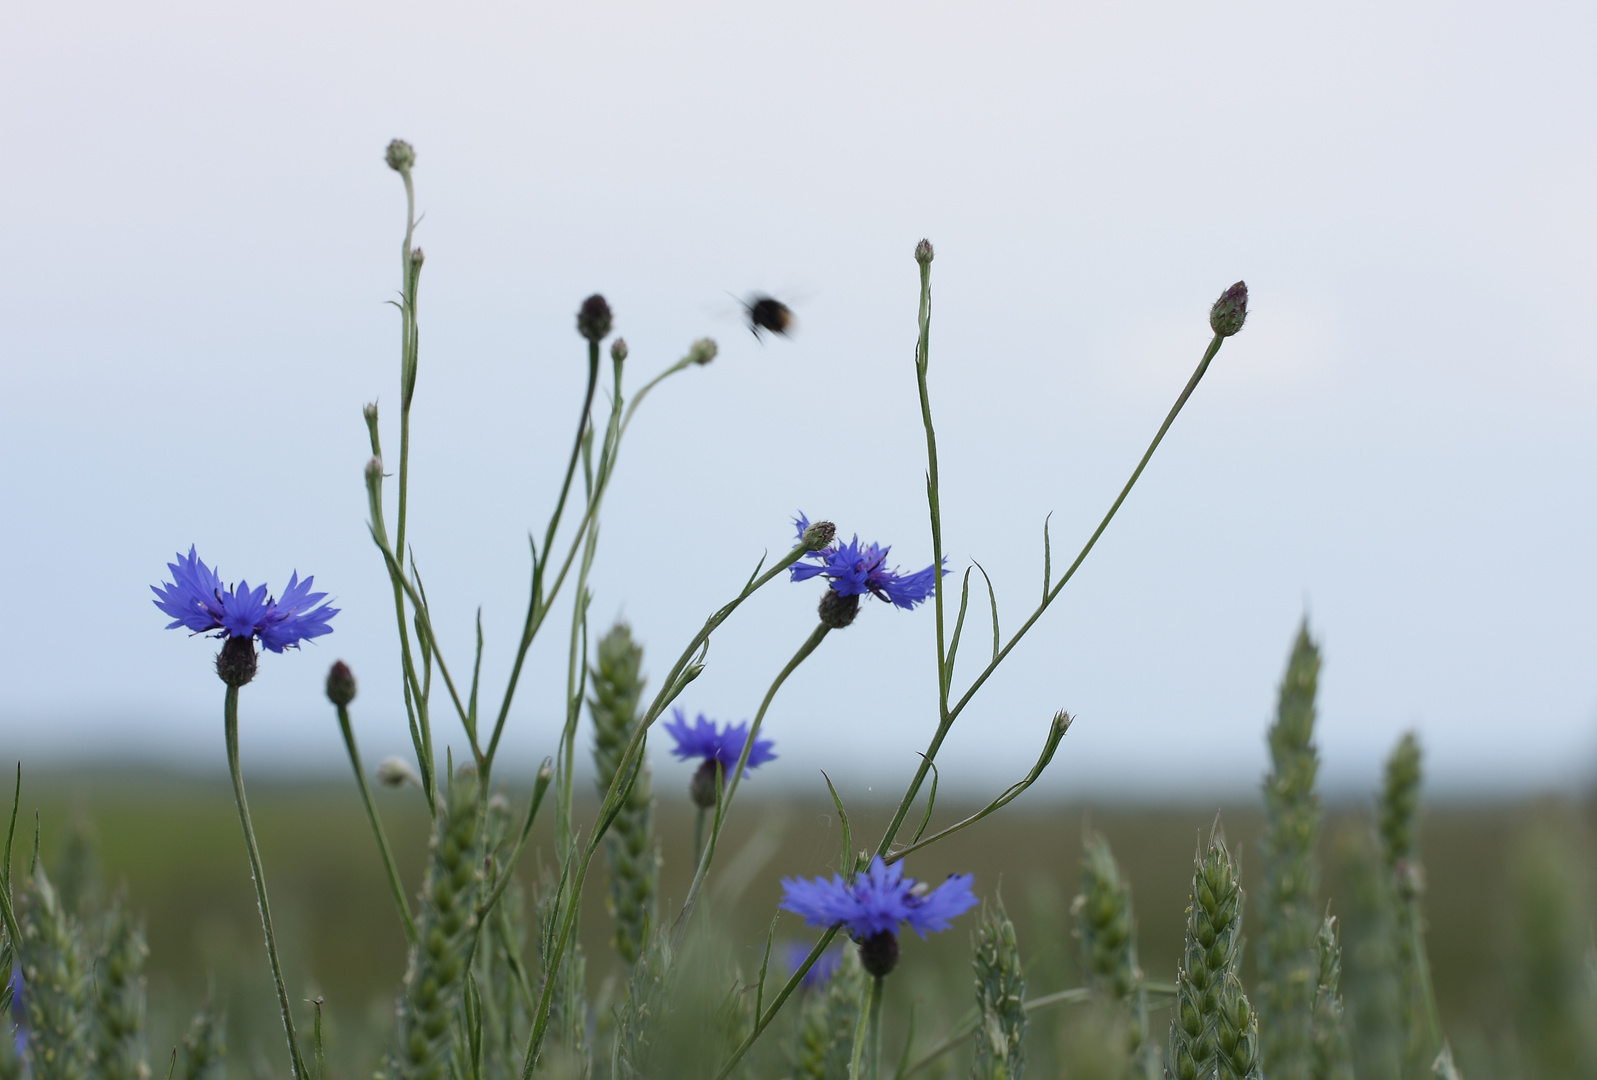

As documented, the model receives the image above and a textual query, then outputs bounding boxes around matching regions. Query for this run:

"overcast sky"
[2,0,1593,803]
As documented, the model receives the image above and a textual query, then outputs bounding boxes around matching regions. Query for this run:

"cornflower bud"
[1209,281,1248,337]
[577,294,613,342]
[800,519,836,551]
[365,457,385,485]
[410,247,425,269]
[687,337,718,366]
[325,661,357,707]
[362,402,379,425]
[817,590,860,629]
[689,760,721,810]
[385,139,416,173]
[914,238,935,265]
[215,636,258,688]
[610,337,628,364]
[376,757,422,789]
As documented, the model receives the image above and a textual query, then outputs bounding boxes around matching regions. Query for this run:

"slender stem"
[692,807,707,864]
[878,333,1227,855]
[715,926,843,1080]
[334,704,417,944]
[224,686,308,1080]
[912,258,949,721]
[485,352,697,772]
[1412,909,1444,1054]
[671,623,831,944]
[850,976,884,1080]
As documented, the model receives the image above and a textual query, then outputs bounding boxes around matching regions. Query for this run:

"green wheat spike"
[50,818,101,921]
[790,947,864,1080]
[179,1002,227,1080]
[1073,831,1156,1074]
[1166,825,1245,1080]
[393,766,484,1080]
[970,898,1027,1080]
[16,864,91,1080]
[611,932,675,1080]
[1309,915,1353,1080]
[534,863,590,1077]
[1257,622,1324,1080]
[589,622,658,967]
[1335,827,1401,1080]
[1376,733,1429,1079]
[475,795,531,1080]
[1214,971,1262,1080]
[92,897,150,1080]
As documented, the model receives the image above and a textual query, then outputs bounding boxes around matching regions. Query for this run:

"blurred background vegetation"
[11,771,1594,1079]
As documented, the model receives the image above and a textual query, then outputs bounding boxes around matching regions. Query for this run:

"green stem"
[1411,905,1444,1055]
[901,988,1095,1077]
[850,976,884,1080]
[671,622,831,945]
[334,703,417,944]
[715,926,843,1080]
[692,807,707,865]
[878,333,1227,856]
[224,685,309,1080]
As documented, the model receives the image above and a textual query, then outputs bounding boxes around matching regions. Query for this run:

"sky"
[2,0,1593,803]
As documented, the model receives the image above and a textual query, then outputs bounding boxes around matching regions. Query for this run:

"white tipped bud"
[686,337,718,366]
[376,757,422,789]
[365,457,385,484]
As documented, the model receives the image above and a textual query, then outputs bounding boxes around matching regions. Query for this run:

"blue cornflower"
[780,856,978,977]
[153,546,337,654]
[784,940,844,991]
[790,513,942,615]
[664,708,777,809]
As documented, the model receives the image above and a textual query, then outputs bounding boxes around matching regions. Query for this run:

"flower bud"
[385,139,416,173]
[410,247,425,268]
[687,337,718,366]
[362,402,379,424]
[818,590,860,629]
[689,759,722,810]
[859,929,900,977]
[914,239,934,266]
[215,636,258,688]
[800,520,837,551]
[610,337,628,364]
[325,661,357,707]
[365,457,385,485]
[1209,281,1248,338]
[577,294,613,342]
[376,757,422,789]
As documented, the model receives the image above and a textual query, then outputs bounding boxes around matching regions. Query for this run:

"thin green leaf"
[754,912,780,1020]
[944,569,973,693]
[973,561,1000,663]
[1042,512,1054,599]
[468,608,484,729]
[3,762,18,891]
[909,757,940,845]
[821,770,853,880]
[892,1001,918,1080]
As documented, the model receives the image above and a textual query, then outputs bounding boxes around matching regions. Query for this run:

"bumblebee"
[741,294,795,340]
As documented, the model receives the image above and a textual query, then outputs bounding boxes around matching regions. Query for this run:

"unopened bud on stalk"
[800,520,836,551]
[325,661,357,706]
[215,636,257,688]
[818,590,860,629]
[385,139,415,173]
[859,930,900,977]
[1209,281,1248,337]
[487,792,511,815]
[364,457,385,485]
[611,337,628,364]
[578,294,613,342]
[687,337,718,366]
[689,760,722,809]
[914,238,935,266]
[376,757,422,789]
[410,247,425,268]
[362,402,379,424]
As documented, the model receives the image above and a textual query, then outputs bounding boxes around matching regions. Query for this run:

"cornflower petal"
[779,856,977,940]
[153,547,337,654]
[663,709,777,771]
[787,514,943,611]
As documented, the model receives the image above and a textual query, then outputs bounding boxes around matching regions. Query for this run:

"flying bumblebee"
[739,294,795,340]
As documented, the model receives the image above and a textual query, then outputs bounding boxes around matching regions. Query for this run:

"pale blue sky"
[2,0,1593,801]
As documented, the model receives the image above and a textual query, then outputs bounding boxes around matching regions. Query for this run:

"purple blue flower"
[789,513,943,611]
[784,940,844,990]
[663,709,777,770]
[780,856,978,940]
[152,546,338,653]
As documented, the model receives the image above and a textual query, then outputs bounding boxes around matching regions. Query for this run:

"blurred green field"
[13,771,1596,1079]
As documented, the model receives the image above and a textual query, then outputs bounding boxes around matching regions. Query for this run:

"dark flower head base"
[790,514,944,615]
[664,709,778,809]
[780,856,978,977]
[153,547,338,681]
